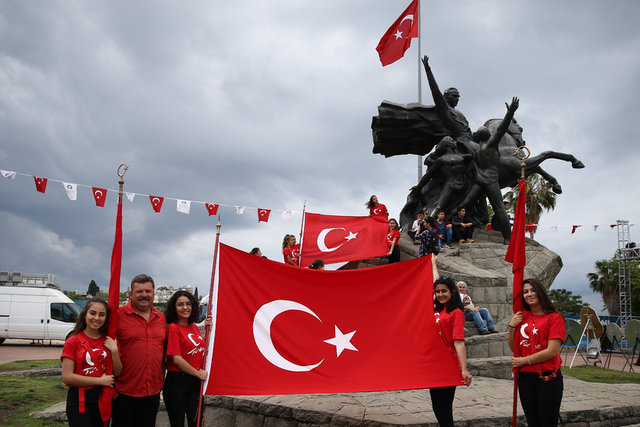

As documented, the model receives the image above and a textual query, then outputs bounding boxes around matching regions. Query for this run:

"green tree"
[503,173,556,238]
[87,280,100,296]
[64,291,87,301]
[549,288,586,315]
[587,256,640,315]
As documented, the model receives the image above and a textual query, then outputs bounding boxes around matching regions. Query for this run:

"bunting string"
[1,168,296,222]
[1,167,636,231]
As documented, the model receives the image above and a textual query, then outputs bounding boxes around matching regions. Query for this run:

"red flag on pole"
[300,212,389,267]
[204,244,461,395]
[376,0,419,66]
[505,178,526,314]
[106,195,123,337]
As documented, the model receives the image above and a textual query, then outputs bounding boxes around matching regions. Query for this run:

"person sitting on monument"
[460,97,520,245]
[409,212,425,242]
[415,218,439,257]
[456,281,497,335]
[366,195,388,217]
[451,206,474,243]
[431,209,453,249]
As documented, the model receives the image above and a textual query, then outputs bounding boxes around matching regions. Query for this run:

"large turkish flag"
[299,212,389,267]
[204,244,463,395]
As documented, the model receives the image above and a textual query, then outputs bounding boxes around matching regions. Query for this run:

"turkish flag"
[149,195,164,213]
[206,203,219,216]
[505,179,526,314]
[33,176,48,193]
[376,0,419,66]
[257,208,271,223]
[204,244,462,395]
[92,187,107,207]
[299,212,389,267]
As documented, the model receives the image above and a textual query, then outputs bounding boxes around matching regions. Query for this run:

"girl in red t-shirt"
[508,278,565,427]
[386,218,401,263]
[163,290,212,427]
[366,194,389,217]
[61,298,122,426]
[431,275,472,427]
[282,234,300,266]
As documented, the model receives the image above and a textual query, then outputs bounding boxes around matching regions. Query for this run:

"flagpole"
[297,201,306,266]
[197,215,222,427]
[107,163,127,338]
[417,0,423,181]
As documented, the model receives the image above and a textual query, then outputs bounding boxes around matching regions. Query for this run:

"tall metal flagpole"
[197,215,222,427]
[297,201,306,266]
[417,0,423,180]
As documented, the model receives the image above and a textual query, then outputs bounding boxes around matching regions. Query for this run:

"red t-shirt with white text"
[166,323,206,372]
[516,311,565,373]
[61,332,111,383]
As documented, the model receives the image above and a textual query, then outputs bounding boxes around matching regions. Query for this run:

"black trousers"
[453,224,474,241]
[111,392,160,427]
[388,245,400,263]
[66,386,103,427]
[518,371,563,427]
[163,371,202,427]
[429,386,456,427]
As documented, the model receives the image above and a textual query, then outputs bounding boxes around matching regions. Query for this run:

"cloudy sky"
[1,1,638,312]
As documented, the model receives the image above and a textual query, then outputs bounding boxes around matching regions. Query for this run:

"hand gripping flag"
[376,0,419,66]
[204,244,462,395]
[300,212,389,267]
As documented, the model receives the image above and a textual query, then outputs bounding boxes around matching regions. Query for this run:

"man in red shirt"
[112,274,166,427]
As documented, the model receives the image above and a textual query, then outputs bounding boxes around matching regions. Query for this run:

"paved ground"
[0,339,64,365]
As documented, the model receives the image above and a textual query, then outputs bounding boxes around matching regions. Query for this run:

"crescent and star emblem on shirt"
[317,228,358,253]
[520,323,529,339]
[252,300,357,372]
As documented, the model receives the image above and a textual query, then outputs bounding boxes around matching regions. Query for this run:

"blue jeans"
[437,228,453,247]
[464,308,494,331]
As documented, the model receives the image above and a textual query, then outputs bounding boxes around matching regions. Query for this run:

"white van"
[0,286,81,344]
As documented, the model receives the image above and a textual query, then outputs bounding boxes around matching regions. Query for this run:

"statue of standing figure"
[372,54,584,244]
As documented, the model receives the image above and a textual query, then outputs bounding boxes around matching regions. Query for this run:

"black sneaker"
[479,330,490,335]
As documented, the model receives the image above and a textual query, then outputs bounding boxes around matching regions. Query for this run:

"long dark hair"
[365,195,378,209]
[72,298,109,336]
[434,276,464,313]
[522,278,556,314]
[165,290,201,324]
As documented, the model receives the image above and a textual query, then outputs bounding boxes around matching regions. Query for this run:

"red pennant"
[571,225,582,234]
[205,244,462,395]
[149,196,164,213]
[376,0,419,66]
[257,209,271,223]
[92,187,107,207]
[610,224,617,229]
[33,177,48,193]
[205,203,219,216]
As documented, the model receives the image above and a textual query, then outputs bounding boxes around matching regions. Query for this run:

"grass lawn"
[0,360,66,426]
[564,365,640,384]
[0,359,60,372]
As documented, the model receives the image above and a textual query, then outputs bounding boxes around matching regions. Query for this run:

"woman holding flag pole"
[508,279,565,427]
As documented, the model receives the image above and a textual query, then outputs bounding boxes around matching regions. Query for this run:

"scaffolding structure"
[616,220,638,325]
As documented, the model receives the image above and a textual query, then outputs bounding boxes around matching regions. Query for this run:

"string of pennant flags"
[1,168,635,233]
[0,168,297,223]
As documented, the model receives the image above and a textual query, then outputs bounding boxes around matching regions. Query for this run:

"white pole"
[417,0,423,181]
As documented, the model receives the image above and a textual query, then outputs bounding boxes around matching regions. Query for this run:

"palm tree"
[503,173,556,238]
[587,258,620,315]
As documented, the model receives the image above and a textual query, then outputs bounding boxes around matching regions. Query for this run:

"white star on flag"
[324,325,358,357]
[62,182,77,200]
[345,231,358,241]
[1,170,16,179]
[394,30,403,39]
[125,192,135,202]
[177,199,191,214]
